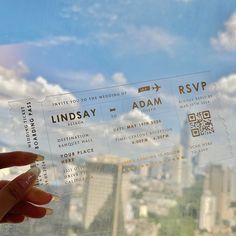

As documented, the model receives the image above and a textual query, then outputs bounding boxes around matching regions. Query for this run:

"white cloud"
[0,62,73,149]
[211,12,236,51]
[95,32,119,45]
[28,36,84,47]
[86,72,128,87]
[61,3,81,19]
[57,70,129,89]
[87,3,118,26]
[0,62,69,107]
[61,2,180,55]
[90,73,106,87]
[96,25,180,55]
[61,3,82,18]
[69,3,81,13]
[209,74,236,155]
[213,73,236,105]
[62,2,118,27]
[112,73,127,84]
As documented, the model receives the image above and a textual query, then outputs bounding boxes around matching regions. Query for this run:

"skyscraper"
[199,190,217,232]
[170,145,185,195]
[230,169,236,203]
[179,117,194,188]
[82,155,130,236]
[204,165,230,223]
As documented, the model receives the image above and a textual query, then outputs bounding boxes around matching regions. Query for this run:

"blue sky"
[1,4,236,234]
[0,0,236,90]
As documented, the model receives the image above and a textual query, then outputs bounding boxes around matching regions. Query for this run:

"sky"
[0,0,236,150]
[1,3,236,235]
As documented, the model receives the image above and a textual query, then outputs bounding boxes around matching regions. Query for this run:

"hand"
[0,152,54,223]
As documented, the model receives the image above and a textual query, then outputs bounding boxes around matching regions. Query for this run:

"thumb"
[0,167,40,221]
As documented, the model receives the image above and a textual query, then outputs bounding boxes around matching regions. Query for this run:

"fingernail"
[51,194,60,202]
[18,167,41,189]
[36,155,44,161]
[45,208,53,215]
[26,167,41,177]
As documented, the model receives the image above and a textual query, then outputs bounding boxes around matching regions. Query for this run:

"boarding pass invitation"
[9,73,233,189]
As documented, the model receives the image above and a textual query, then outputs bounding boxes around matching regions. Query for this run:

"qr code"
[188,110,214,137]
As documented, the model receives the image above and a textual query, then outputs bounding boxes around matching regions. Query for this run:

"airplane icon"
[110,108,116,112]
[152,83,161,92]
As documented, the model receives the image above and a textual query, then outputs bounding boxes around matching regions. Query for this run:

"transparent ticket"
[9,72,233,189]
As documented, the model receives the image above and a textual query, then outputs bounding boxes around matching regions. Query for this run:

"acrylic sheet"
[5,72,234,236]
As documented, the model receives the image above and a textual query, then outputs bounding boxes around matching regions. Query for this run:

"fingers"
[9,201,51,218]
[0,167,40,221]
[0,181,53,205]
[0,180,8,188]
[0,151,44,169]
[25,187,53,205]
[0,201,54,223]
[0,214,25,223]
